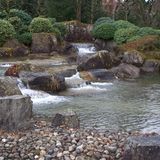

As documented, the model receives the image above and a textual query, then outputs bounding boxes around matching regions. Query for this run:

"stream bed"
[1,43,160,133]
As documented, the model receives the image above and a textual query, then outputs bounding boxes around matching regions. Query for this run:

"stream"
[1,43,160,133]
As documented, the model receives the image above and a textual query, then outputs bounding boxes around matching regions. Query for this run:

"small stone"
[104,150,109,155]
[107,146,117,153]
[56,141,62,147]
[2,139,7,143]
[34,155,39,159]
[0,157,4,160]
[116,152,121,159]
[70,154,75,160]
[63,151,69,155]
[69,145,76,152]
[57,152,63,158]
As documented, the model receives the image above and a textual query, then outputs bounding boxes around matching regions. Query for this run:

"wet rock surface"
[52,111,80,129]
[123,135,160,160]
[0,95,32,131]
[110,63,140,79]
[0,77,22,96]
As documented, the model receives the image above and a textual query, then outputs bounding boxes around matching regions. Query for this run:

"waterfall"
[17,79,68,105]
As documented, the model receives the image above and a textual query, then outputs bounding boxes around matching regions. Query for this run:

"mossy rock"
[0,47,14,57]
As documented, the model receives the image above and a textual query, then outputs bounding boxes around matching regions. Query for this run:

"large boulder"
[110,63,140,79]
[77,50,120,71]
[122,50,144,67]
[3,39,29,57]
[79,69,116,82]
[141,60,160,73]
[28,74,66,93]
[0,95,32,131]
[52,111,80,129]
[123,135,160,160]
[94,39,118,53]
[5,64,45,77]
[31,33,59,53]
[64,20,93,42]
[0,77,22,96]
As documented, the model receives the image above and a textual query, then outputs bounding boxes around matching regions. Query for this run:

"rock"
[31,33,59,53]
[65,21,93,42]
[3,39,29,56]
[79,69,116,82]
[77,50,120,71]
[5,64,45,78]
[28,74,66,93]
[0,95,32,131]
[123,135,160,160]
[0,48,14,57]
[141,60,160,73]
[122,50,144,67]
[0,77,22,96]
[110,63,140,79]
[94,39,118,53]
[52,111,80,129]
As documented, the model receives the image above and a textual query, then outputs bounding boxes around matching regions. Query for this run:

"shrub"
[91,22,116,40]
[0,11,7,19]
[8,16,22,32]
[137,27,160,37]
[16,32,32,46]
[114,20,137,30]
[94,17,114,27]
[127,35,142,42]
[48,17,56,25]
[9,9,32,25]
[0,20,16,46]
[114,27,139,44]
[29,17,54,33]
[53,22,67,37]
[18,25,29,34]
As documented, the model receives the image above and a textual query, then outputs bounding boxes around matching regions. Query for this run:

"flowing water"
[1,44,160,133]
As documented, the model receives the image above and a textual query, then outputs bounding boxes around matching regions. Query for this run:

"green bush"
[94,17,114,27]
[29,17,54,33]
[8,16,22,32]
[16,32,32,46]
[92,22,116,40]
[18,25,29,34]
[0,20,16,46]
[114,20,137,30]
[137,27,160,37]
[53,22,67,37]
[114,27,139,44]
[48,17,56,25]
[0,11,7,19]
[127,35,142,42]
[9,9,32,25]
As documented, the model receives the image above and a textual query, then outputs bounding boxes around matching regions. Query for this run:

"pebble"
[0,119,136,160]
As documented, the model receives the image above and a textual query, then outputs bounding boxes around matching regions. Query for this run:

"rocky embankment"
[0,119,140,160]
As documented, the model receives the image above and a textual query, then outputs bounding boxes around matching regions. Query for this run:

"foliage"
[53,22,67,37]
[114,20,137,30]
[0,10,7,19]
[29,17,54,33]
[9,9,32,25]
[8,16,22,32]
[16,32,32,46]
[127,35,142,42]
[0,20,16,46]
[137,27,160,37]
[93,17,114,27]
[48,17,56,25]
[114,27,139,44]
[92,22,116,40]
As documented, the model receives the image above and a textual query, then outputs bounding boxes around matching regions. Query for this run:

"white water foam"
[91,82,113,86]
[0,64,12,68]
[17,79,68,105]
[21,88,67,104]
[72,43,96,56]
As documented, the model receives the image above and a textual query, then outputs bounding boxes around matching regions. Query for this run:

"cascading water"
[17,79,67,105]
[72,43,96,56]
